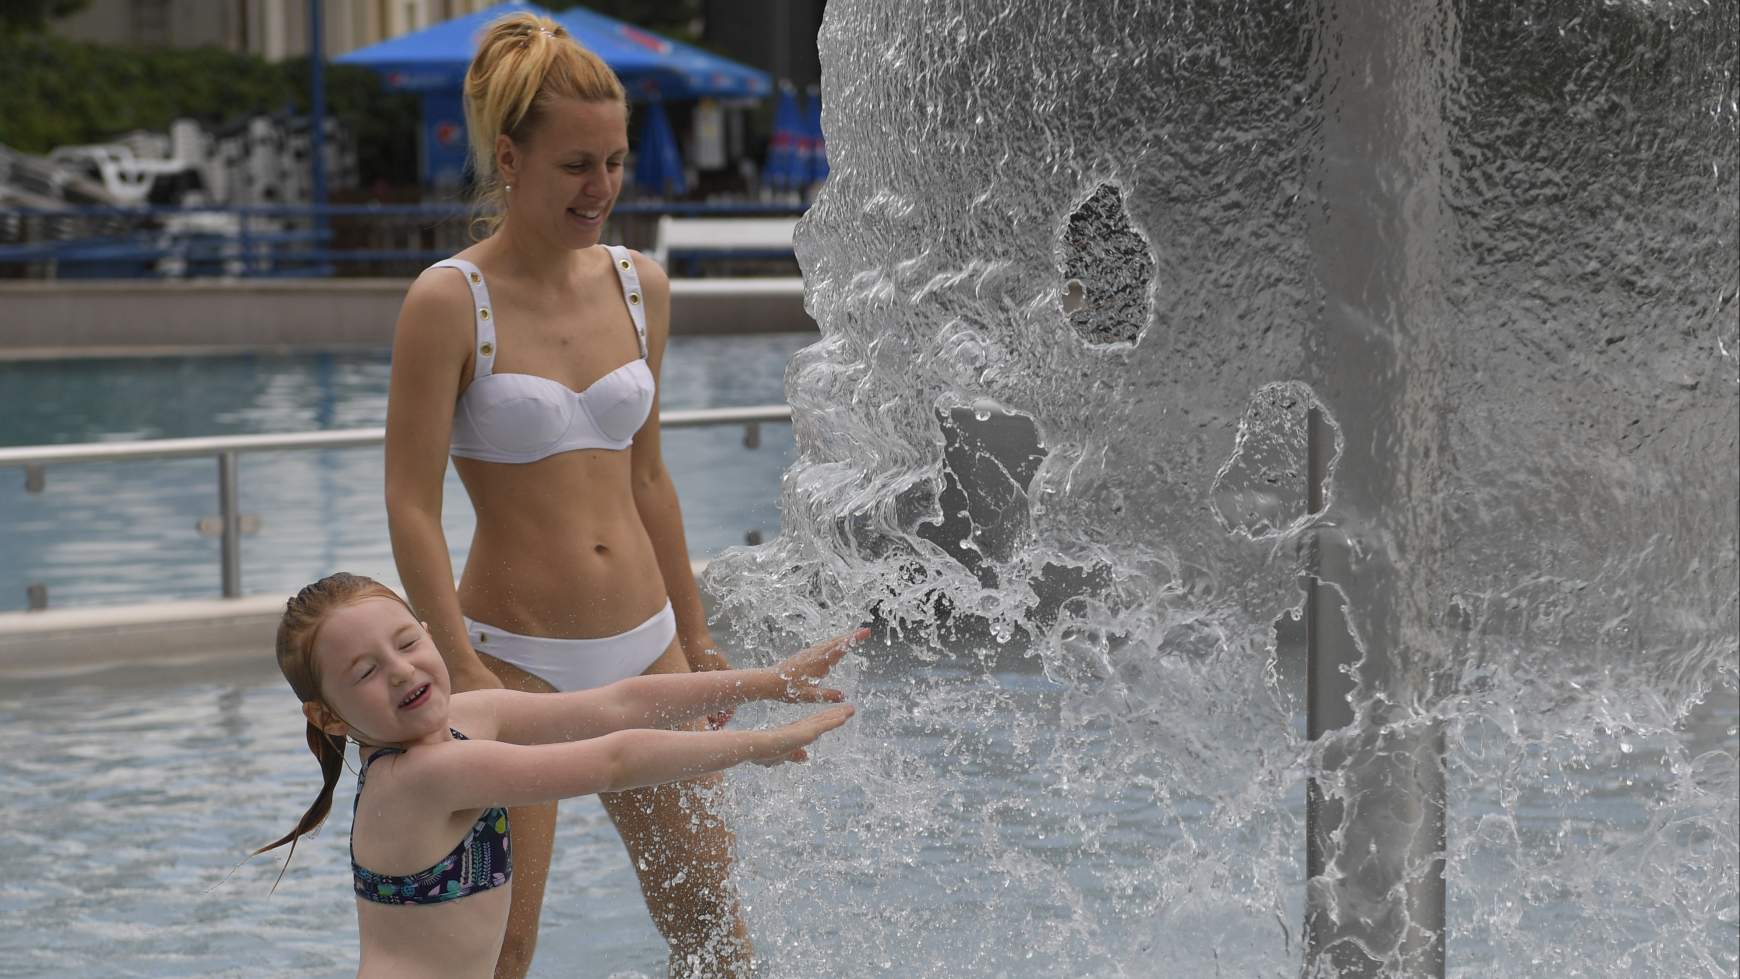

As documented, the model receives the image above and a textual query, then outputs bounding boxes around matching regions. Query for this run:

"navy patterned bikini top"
[351,729,511,906]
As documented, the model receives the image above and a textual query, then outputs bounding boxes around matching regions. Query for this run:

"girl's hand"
[750,704,856,766]
[770,628,869,704]
[689,645,735,729]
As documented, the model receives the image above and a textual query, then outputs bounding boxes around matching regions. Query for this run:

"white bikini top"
[437,245,656,464]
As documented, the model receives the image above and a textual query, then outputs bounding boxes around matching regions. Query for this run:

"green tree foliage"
[0,0,89,35]
[280,56,419,193]
[0,34,415,190]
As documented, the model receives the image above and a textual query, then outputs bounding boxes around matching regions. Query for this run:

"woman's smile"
[566,205,606,229]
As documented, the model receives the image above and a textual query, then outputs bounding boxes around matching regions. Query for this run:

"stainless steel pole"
[1303,0,1453,973]
[1305,410,1448,979]
[217,450,242,598]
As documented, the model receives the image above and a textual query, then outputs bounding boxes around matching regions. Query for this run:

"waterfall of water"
[706,2,1738,976]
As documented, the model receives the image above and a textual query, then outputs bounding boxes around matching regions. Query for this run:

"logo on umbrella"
[619,25,672,55]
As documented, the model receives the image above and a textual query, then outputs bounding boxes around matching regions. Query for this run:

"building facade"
[51,0,501,60]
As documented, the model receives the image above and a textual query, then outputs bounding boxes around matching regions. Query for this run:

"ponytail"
[253,723,348,891]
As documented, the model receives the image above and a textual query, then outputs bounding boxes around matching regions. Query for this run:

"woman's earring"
[505,183,513,193]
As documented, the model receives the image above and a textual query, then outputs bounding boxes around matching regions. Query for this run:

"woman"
[384,14,747,978]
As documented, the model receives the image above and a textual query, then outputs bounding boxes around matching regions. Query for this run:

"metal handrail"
[0,201,812,279]
[0,404,793,603]
[0,202,810,221]
[0,405,792,467]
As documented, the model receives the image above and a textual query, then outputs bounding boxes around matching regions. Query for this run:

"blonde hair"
[464,12,628,238]
[255,572,416,886]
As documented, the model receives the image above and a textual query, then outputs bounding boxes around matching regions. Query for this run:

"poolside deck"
[0,277,811,360]
[0,562,712,679]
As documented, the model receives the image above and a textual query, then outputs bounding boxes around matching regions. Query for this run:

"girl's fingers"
[806,629,866,664]
[753,706,853,766]
[808,704,854,731]
[829,629,867,660]
[783,705,852,742]
[787,686,844,703]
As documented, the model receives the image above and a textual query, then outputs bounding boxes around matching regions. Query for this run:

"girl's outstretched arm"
[418,705,855,812]
[464,629,866,745]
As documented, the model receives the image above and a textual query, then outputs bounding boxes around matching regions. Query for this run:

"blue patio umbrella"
[336,1,771,186]
[555,5,771,102]
[634,100,687,197]
[763,83,804,191]
[804,87,829,186]
[337,1,771,100]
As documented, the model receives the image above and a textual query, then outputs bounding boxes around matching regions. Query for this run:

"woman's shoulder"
[392,256,484,345]
[620,246,669,295]
[405,253,485,306]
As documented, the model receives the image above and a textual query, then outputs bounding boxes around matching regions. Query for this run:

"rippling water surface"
[0,647,1732,977]
[0,334,808,612]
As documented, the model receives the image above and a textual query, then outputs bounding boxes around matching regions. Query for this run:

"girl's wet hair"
[255,572,414,886]
[463,11,627,238]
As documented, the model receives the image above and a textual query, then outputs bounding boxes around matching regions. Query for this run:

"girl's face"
[307,597,452,748]
[500,97,629,249]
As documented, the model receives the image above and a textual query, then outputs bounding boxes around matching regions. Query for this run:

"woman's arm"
[456,629,863,744]
[384,270,500,693]
[627,252,727,672]
[421,705,855,812]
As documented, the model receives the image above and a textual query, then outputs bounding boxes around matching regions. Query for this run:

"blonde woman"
[385,14,751,977]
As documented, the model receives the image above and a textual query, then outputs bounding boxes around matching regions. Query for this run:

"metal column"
[1302,0,1455,974]
[217,450,243,598]
[1305,412,1447,978]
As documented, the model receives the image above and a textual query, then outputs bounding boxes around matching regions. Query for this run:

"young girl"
[256,573,858,978]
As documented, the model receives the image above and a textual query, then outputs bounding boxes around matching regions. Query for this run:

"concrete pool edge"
[0,594,287,679]
[0,561,713,680]
[0,278,813,359]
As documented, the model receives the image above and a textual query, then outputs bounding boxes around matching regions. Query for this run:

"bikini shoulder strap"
[429,259,497,380]
[603,245,649,359]
[355,745,403,790]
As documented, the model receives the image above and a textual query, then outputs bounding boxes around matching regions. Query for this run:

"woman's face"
[307,597,452,748]
[501,97,630,249]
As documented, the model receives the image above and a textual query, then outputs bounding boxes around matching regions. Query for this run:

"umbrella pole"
[308,0,328,261]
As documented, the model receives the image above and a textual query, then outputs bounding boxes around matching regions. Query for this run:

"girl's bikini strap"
[359,727,466,777]
[360,746,402,775]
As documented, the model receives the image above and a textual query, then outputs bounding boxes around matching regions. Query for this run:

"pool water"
[0,656,665,978]
[0,336,808,613]
[0,643,1731,978]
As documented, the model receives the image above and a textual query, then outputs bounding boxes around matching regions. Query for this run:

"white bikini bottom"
[463,601,676,692]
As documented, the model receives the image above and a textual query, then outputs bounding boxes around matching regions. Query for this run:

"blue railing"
[0,200,809,279]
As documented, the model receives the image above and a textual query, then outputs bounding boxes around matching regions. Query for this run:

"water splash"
[706,1,1738,976]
